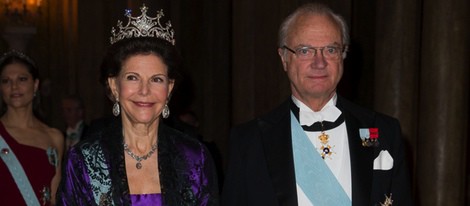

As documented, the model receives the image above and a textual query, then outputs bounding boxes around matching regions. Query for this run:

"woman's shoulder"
[39,125,64,158]
[161,125,211,158]
[161,124,203,148]
[46,127,63,141]
[41,123,63,143]
[159,125,216,168]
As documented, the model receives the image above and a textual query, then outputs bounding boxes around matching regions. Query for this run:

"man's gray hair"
[278,3,350,50]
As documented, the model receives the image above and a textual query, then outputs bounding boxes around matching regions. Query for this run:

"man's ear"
[278,48,288,71]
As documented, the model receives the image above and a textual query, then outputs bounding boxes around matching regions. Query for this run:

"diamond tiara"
[110,5,175,45]
[0,50,36,67]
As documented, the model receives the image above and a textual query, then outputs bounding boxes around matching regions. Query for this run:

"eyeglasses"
[282,45,344,60]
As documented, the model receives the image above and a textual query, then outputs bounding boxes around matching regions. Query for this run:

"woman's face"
[108,54,174,125]
[0,63,38,109]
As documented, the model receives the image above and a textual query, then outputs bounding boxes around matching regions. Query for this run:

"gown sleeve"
[56,147,96,206]
[196,143,220,205]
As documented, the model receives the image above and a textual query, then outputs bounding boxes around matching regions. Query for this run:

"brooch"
[47,147,58,167]
[380,193,393,206]
[1,148,9,155]
[41,186,51,205]
[359,128,379,147]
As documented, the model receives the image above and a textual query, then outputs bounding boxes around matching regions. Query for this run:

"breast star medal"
[318,131,334,159]
[380,193,393,206]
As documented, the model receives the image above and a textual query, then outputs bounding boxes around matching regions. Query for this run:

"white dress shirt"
[292,94,352,205]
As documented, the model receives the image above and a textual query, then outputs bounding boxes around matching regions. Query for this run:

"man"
[61,95,88,150]
[222,3,412,206]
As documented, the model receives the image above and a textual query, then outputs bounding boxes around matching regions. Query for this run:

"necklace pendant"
[123,142,157,170]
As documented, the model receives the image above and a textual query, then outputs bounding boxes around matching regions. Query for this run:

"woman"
[57,5,219,206]
[0,51,64,205]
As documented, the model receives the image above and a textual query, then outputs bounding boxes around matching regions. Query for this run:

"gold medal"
[318,131,334,159]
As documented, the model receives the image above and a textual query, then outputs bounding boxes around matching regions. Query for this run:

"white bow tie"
[299,105,342,126]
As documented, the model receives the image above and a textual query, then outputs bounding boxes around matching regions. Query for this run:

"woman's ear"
[168,79,175,96]
[34,79,39,93]
[107,77,118,100]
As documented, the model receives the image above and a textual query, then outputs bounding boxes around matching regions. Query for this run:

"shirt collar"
[291,94,341,125]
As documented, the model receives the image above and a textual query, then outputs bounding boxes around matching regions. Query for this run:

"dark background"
[0,0,468,205]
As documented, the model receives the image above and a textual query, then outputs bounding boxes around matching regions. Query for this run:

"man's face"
[279,14,344,102]
[62,99,83,127]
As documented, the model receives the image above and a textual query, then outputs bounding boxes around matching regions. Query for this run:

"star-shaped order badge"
[380,193,393,206]
[359,128,379,147]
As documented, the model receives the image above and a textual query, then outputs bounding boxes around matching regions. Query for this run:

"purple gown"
[130,194,162,206]
[56,118,219,206]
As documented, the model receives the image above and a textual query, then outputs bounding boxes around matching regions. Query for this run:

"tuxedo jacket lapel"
[256,97,377,205]
[258,100,298,206]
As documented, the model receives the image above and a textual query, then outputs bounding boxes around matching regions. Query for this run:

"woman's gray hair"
[278,3,350,55]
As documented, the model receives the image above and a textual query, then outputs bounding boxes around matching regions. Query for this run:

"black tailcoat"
[222,96,412,206]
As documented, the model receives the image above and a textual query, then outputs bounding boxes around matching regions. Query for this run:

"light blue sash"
[0,135,40,206]
[291,112,351,205]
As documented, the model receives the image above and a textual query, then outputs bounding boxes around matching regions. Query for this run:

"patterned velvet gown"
[56,117,219,206]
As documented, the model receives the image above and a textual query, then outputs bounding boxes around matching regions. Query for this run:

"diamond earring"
[162,104,170,119]
[113,101,120,116]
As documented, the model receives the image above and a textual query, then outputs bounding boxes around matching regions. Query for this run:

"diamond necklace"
[123,142,158,169]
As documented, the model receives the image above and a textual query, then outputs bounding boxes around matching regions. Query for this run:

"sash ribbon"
[0,135,40,206]
[291,112,351,205]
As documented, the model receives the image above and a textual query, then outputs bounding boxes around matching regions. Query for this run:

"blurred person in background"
[61,94,88,150]
[0,50,63,205]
